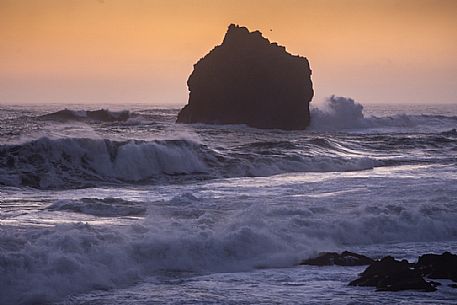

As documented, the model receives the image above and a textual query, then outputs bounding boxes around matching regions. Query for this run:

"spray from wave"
[310,95,457,131]
[310,95,364,130]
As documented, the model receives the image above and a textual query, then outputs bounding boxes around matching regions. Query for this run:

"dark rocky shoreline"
[300,251,457,292]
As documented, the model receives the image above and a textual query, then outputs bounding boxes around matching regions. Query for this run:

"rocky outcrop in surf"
[349,256,437,292]
[299,251,457,292]
[349,252,457,292]
[415,252,457,283]
[40,109,130,122]
[300,251,374,266]
[177,24,314,130]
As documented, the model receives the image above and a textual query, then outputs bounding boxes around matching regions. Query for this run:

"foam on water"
[2,171,457,305]
[0,101,456,304]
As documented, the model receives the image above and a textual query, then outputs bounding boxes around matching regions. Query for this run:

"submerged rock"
[177,24,314,130]
[350,256,437,292]
[300,251,374,266]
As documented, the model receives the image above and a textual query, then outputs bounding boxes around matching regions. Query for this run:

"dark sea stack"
[176,24,314,130]
[300,251,374,266]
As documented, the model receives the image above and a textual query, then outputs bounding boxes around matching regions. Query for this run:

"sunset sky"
[1,0,456,105]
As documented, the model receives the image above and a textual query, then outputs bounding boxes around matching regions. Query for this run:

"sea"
[0,97,456,305]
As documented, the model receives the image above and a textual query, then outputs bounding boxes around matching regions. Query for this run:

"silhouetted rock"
[350,256,437,292]
[40,109,129,122]
[415,252,457,282]
[300,251,374,266]
[177,24,314,130]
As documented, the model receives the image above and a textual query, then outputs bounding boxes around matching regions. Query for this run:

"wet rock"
[300,251,374,266]
[177,24,314,130]
[349,256,437,292]
[415,252,457,282]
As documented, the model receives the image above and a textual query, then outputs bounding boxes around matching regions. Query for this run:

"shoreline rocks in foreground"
[349,256,437,292]
[177,24,314,130]
[301,251,457,292]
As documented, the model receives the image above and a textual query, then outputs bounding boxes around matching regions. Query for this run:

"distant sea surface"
[1,101,456,304]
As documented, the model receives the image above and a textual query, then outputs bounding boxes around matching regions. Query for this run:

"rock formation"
[300,251,374,266]
[349,252,457,292]
[415,252,457,283]
[349,256,437,292]
[176,24,314,130]
[40,109,129,122]
[298,251,457,292]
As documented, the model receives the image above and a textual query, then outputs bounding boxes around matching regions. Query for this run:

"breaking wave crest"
[0,137,211,189]
[0,137,382,189]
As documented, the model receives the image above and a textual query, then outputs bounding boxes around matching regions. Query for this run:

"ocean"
[0,99,456,304]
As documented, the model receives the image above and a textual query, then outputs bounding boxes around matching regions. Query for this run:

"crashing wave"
[0,137,211,188]
[2,193,457,304]
[310,95,364,130]
[0,137,382,189]
[310,96,457,132]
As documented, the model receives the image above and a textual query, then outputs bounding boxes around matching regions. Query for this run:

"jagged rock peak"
[223,24,269,44]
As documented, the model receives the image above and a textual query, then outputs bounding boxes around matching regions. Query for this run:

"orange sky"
[1,0,456,104]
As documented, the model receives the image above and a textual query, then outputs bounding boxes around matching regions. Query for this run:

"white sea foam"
[2,187,457,304]
[1,104,457,304]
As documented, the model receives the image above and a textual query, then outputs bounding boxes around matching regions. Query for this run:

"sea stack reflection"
[177,24,314,130]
